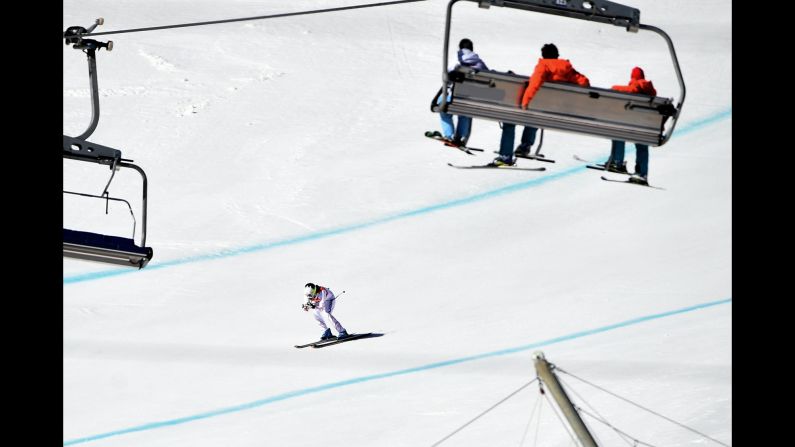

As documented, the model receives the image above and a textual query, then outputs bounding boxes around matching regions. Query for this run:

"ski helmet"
[304,283,317,297]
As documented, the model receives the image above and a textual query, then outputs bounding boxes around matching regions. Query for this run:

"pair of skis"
[294,332,380,349]
[424,132,484,155]
[573,155,664,189]
[452,150,556,171]
[425,133,546,171]
[513,152,555,164]
[447,162,545,172]
[425,133,661,186]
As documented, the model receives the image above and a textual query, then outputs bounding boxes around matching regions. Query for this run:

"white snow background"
[63,0,731,446]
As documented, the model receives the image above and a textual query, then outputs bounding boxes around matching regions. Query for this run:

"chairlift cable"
[541,389,580,447]
[429,377,537,447]
[518,391,543,447]
[556,368,730,447]
[531,393,543,447]
[575,405,657,447]
[557,373,608,421]
[63,0,427,38]
[556,374,614,446]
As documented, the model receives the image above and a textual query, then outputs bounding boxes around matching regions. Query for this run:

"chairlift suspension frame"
[435,0,686,147]
[63,19,153,269]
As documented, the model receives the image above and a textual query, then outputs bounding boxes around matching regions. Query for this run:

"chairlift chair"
[63,19,153,269]
[432,0,686,147]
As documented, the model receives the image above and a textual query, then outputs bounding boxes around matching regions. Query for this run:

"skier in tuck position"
[302,282,349,340]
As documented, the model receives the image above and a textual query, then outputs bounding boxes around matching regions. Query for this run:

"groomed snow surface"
[63,1,731,445]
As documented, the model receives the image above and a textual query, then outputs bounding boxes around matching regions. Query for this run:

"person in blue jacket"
[426,38,489,147]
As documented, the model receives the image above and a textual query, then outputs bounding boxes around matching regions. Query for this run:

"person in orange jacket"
[521,43,590,109]
[492,44,590,166]
[605,67,657,185]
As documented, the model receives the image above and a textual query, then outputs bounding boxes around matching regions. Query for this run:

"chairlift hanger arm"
[65,19,114,142]
[63,136,122,167]
[639,23,686,145]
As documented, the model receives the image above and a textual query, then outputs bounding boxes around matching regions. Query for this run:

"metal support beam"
[464,0,640,30]
[533,352,598,447]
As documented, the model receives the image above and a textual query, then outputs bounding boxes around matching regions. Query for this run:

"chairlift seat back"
[435,67,676,146]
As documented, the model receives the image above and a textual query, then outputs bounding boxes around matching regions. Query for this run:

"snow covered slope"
[63,1,731,445]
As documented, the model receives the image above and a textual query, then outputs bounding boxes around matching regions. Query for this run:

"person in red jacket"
[493,44,589,166]
[605,67,657,185]
[611,66,656,96]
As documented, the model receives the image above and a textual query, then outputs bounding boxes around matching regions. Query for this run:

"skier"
[426,38,489,147]
[302,282,349,340]
[604,66,658,185]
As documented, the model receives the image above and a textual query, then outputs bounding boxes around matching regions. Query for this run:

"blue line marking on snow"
[64,108,731,284]
[63,297,731,445]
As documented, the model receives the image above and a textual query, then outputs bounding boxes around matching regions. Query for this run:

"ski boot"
[490,155,515,167]
[514,145,531,157]
[628,174,648,185]
[606,161,628,174]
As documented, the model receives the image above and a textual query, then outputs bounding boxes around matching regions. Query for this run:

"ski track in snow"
[138,49,178,72]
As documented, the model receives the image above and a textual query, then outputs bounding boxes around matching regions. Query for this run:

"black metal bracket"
[469,0,640,31]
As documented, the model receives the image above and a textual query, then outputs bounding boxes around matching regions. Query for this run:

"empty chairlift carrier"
[63,19,153,269]
[432,0,686,147]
